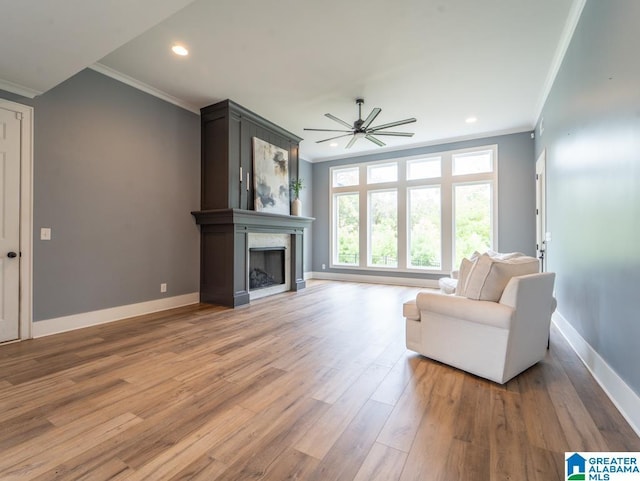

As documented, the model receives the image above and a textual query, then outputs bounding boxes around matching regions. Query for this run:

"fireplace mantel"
[192,209,314,231]
[192,209,314,307]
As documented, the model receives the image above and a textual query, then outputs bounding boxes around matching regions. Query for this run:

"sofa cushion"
[464,254,539,302]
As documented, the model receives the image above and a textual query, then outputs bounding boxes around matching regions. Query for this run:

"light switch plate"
[40,228,52,240]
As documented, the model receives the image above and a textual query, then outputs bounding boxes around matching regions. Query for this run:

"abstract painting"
[252,137,289,214]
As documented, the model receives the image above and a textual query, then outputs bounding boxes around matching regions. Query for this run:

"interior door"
[0,106,21,343]
[535,150,547,272]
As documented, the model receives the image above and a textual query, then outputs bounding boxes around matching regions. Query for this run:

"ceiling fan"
[304,98,416,148]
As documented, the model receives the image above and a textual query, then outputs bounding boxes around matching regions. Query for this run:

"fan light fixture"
[304,98,416,149]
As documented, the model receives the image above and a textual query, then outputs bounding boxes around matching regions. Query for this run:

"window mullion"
[441,153,454,273]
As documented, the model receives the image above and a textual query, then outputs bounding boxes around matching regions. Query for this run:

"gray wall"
[2,68,200,321]
[534,0,640,395]
[299,158,313,273]
[311,131,536,279]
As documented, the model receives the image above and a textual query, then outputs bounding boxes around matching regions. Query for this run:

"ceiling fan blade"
[370,118,417,131]
[316,134,353,144]
[368,131,414,137]
[345,136,358,149]
[325,113,353,129]
[365,135,386,147]
[361,107,381,129]
[304,128,353,133]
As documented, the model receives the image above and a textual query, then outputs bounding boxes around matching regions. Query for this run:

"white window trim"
[329,145,498,274]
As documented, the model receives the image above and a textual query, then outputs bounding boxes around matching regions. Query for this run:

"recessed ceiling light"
[465,116,478,124]
[171,45,189,56]
[329,142,338,147]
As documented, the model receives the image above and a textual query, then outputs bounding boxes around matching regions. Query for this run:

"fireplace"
[192,101,313,307]
[249,247,285,290]
[192,209,312,306]
[247,232,291,300]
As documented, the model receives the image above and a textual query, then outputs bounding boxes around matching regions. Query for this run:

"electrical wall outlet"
[160,283,167,293]
[322,264,326,270]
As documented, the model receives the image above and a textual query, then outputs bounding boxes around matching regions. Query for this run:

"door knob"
[7,252,17,258]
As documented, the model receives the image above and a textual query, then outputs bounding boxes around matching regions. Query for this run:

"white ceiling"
[0,0,581,161]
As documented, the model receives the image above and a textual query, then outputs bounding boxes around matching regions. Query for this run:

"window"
[369,190,397,267]
[407,157,441,180]
[408,186,441,269]
[332,167,359,187]
[334,193,359,265]
[330,146,497,273]
[454,183,492,267]
[367,163,397,184]
[453,150,493,175]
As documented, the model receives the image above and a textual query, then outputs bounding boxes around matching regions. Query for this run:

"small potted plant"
[290,178,304,216]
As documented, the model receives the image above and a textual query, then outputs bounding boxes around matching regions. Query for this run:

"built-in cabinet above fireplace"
[192,100,313,307]
[200,99,301,211]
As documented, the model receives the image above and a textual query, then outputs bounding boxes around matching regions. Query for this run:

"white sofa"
[403,272,556,384]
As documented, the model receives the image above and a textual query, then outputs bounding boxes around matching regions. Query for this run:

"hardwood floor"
[0,280,638,480]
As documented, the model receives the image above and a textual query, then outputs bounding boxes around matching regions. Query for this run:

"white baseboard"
[32,292,200,338]
[552,310,640,438]
[309,271,439,289]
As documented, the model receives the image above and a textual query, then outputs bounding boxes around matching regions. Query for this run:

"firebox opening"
[249,247,286,291]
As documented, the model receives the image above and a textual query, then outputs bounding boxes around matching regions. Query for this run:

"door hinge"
[536,208,539,215]
[535,173,539,181]
[15,112,23,120]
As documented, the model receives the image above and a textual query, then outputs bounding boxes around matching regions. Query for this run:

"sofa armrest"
[415,291,514,329]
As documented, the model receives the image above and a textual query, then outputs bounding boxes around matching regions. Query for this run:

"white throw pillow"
[464,253,540,301]
[455,251,481,297]
[487,250,526,260]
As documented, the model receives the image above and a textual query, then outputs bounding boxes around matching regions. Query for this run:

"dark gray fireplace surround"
[192,100,313,307]
[192,209,312,306]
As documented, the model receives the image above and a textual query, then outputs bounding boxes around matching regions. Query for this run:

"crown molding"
[0,78,42,99]
[533,0,587,124]
[90,63,200,115]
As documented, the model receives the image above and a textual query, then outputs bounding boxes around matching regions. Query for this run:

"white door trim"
[535,149,546,271]
[0,98,33,340]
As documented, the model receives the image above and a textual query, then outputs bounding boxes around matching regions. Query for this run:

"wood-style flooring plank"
[376,358,434,452]
[352,442,408,481]
[210,397,328,480]
[259,448,320,481]
[398,368,464,481]
[293,362,391,460]
[307,399,393,481]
